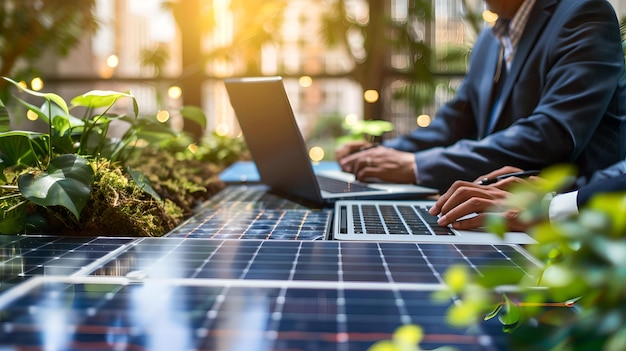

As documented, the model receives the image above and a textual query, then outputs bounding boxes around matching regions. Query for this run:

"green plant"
[367,324,456,351]
[0,77,204,235]
[432,165,626,350]
[337,118,395,146]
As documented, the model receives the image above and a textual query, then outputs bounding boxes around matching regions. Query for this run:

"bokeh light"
[309,146,325,162]
[299,76,313,87]
[482,10,498,24]
[344,113,359,126]
[416,114,432,127]
[30,77,44,91]
[168,86,182,99]
[27,110,39,121]
[363,90,379,103]
[156,110,170,123]
[187,143,198,154]
[106,54,120,68]
[215,123,230,137]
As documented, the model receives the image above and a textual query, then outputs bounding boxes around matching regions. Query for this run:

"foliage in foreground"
[0,77,243,236]
[370,165,626,350]
[438,165,626,350]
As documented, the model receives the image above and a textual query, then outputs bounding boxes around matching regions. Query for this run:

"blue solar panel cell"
[0,279,504,351]
[0,186,542,351]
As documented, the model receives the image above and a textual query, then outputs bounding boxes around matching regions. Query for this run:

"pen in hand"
[477,170,541,185]
[357,142,379,153]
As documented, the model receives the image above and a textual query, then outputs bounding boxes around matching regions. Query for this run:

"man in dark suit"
[336,0,626,193]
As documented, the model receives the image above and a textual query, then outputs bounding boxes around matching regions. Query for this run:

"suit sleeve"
[392,1,625,192]
[577,173,626,207]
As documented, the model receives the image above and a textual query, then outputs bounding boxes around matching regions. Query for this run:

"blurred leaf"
[0,99,9,133]
[605,325,626,350]
[498,295,521,331]
[3,77,69,115]
[443,265,469,293]
[71,90,136,113]
[0,131,49,168]
[180,105,207,131]
[392,324,423,347]
[484,303,503,321]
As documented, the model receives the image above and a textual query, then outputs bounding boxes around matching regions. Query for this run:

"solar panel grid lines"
[0,236,135,292]
[167,208,332,240]
[0,189,543,351]
[0,276,505,351]
[85,239,541,291]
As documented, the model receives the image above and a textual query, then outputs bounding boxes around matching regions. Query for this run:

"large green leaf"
[18,154,94,219]
[71,90,138,117]
[3,77,69,116]
[0,131,49,168]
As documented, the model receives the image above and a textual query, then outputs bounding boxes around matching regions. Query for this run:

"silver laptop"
[224,76,438,206]
[333,200,536,244]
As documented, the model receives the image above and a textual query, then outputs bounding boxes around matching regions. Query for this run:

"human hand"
[474,166,524,183]
[429,171,535,232]
[337,145,417,184]
[335,141,372,161]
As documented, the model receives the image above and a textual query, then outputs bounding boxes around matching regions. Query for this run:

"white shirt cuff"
[548,191,579,223]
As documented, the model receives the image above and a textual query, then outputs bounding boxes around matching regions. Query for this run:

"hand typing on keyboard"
[428,167,536,232]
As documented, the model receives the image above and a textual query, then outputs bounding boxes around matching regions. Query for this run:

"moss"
[129,148,226,217]
[32,159,184,237]
[1,140,233,236]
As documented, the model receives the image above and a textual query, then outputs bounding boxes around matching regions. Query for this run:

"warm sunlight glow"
[299,76,313,88]
[483,10,498,24]
[17,81,28,90]
[344,113,359,126]
[106,54,120,68]
[26,110,38,121]
[215,123,230,137]
[309,146,325,162]
[187,143,198,154]
[156,110,170,123]
[363,90,379,103]
[99,66,115,79]
[168,86,183,99]
[30,77,44,91]
[416,114,432,127]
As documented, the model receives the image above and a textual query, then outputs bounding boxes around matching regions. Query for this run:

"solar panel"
[167,185,333,240]
[0,185,543,351]
[0,236,134,292]
[0,277,506,351]
[87,239,539,286]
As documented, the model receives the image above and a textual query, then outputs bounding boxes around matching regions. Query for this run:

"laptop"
[224,76,438,206]
[333,200,537,244]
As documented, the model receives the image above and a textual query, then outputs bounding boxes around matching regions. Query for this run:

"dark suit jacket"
[384,0,626,192]
[577,173,626,207]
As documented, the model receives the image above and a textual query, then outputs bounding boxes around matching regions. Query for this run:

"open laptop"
[333,200,536,244]
[224,76,438,206]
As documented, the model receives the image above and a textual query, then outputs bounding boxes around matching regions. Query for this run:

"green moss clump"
[33,159,184,237]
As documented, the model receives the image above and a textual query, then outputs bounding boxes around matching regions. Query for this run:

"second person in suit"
[336,0,626,193]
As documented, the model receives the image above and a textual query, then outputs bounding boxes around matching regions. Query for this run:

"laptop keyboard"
[316,175,378,193]
[348,204,455,236]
